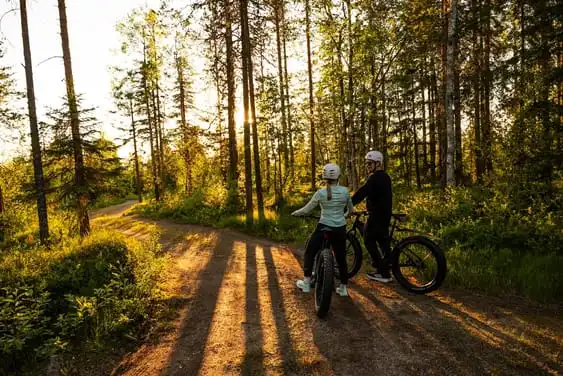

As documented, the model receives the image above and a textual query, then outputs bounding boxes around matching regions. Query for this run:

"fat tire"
[391,236,447,294]
[315,248,334,318]
[344,232,363,279]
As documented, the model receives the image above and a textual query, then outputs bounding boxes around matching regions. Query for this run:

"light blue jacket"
[292,185,353,227]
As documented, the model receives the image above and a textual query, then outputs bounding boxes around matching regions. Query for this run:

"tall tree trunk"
[369,75,376,150]
[130,98,142,203]
[482,0,493,176]
[412,75,422,190]
[143,36,160,201]
[473,0,484,182]
[445,0,456,186]
[145,88,160,201]
[537,1,553,183]
[281,2,294,182]
[176,53,191,195]
[421,66,428,178]
[277,137,283,206]
[440,0,449,188]
[454,30,462,185]
[215,69,227,184]
[429,61,437,182]
[245,15,264,221]
[359,101,366,176]
[345,0,358,190]
[151,87,162,187]
[558,41,562,167]
[20,0,49,243]
[150,19,165,186]
[260,52,271,194]
[338,56,349,184]
[274,0,289,183]
[58,0,90,236]
[225,0,239,210]
[240,0,253,225]
[514,0,525,169]
[305,0,316,191]
[397,104,409,186]
[211,1,227,184]
[381,76,388,169]
[0,183,4,214]
[156,82,165,181]
[265,133,271,192]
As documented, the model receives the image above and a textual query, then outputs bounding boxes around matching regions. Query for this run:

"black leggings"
[364,216,391,276]
[303,224,348,284]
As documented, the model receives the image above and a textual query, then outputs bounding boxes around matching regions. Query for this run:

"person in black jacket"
[352,151,393,283]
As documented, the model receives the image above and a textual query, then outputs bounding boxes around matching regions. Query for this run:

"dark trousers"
[303,224,348,284]
[364,216,391,277]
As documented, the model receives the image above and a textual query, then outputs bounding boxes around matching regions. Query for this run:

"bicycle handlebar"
[349,211,369,217]
[293,214,320,220]
[293,211,407,222]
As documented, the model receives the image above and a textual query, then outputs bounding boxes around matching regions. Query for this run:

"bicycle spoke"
[397,242,438,288]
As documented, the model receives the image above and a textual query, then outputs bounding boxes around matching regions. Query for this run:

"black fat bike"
[298,216,341,318]
[342,211,447,294]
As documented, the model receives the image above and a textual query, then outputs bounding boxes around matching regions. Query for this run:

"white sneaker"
[366,272,393,283]
[336,285,348,297]
[296,279,311,293]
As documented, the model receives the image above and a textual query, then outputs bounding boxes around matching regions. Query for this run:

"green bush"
[0,228,167,374]
[397,184,563,302]
[0,283,51,370]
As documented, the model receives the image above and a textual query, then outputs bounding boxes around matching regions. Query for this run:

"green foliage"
[0,284,51,363]
[135,182,562,303]
[40,101,124,210]
[397,184,563,302]
[0,140,136,245]
[0,228,167,374]
[133,189,316,243]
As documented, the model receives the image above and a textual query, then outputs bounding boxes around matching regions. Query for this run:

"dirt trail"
[92,203,562,376]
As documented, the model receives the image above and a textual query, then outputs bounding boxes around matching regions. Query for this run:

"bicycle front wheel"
[391,236,447,294]
[314,248,334,318]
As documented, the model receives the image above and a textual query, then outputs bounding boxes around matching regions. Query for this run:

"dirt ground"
[91,202,561,376]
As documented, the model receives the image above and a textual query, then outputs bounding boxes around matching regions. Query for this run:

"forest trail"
[91,203,562,376]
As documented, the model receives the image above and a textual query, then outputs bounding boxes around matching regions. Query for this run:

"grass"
[132,188,316,244]
[133,184,563,304]
[0,224,169,375]
[394,184,563,303]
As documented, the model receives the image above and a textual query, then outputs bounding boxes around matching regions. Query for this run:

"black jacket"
[352,170,392,225]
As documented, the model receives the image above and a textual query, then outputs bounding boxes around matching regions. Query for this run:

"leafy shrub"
[397,184,563,302]
[0,283,51,370]
[0,228,167,374]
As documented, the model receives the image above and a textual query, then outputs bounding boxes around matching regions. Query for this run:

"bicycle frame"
[343,212,446,293]
[348,212,438,245]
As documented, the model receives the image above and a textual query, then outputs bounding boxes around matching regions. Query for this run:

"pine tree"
[19,0,49,243]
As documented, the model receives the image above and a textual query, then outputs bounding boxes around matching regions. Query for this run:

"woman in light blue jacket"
[292,163,353,297]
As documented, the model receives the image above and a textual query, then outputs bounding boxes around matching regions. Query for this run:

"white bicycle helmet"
[365,151,384,163]
[322,163,341,180]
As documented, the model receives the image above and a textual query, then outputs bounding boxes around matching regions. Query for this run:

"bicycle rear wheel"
[391,236,447,294]
[343,232,363,279]
[314,248,334,318]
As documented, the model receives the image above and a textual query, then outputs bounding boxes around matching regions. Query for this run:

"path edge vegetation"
[131,184,563,305]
